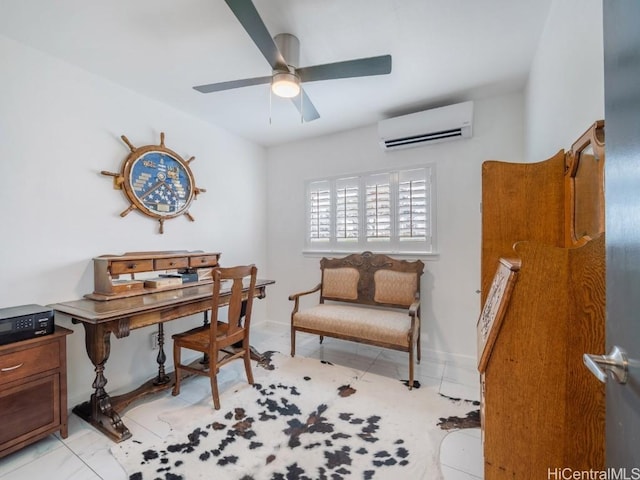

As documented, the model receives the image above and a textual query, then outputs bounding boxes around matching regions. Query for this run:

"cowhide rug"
[111,352,479,480]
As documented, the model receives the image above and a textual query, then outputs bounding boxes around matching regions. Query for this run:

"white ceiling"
[0,0,552,147]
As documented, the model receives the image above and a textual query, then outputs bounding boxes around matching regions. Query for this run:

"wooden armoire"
[477,121,605,478]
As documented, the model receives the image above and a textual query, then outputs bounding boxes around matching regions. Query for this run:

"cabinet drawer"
[155,257,189,270]
[0,342,60,386]
[189,255,219,268]
[110,259,154,275]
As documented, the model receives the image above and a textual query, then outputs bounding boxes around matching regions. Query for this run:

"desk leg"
[72,322,132,442]
[201,310,209,365]
[153,323,171,386]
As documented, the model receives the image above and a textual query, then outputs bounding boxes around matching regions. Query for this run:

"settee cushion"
[293,304,412,347]
[373,269,417,306]
[322,267,359,300]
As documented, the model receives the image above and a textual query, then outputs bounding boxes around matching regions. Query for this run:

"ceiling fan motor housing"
[274,33,300,71]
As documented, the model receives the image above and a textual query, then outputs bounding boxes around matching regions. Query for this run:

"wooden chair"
[171,265,258,410]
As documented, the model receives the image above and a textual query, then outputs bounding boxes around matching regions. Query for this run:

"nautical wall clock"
[101,132,206,233]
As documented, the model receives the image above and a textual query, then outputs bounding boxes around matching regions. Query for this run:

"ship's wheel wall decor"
[102,132,206,233]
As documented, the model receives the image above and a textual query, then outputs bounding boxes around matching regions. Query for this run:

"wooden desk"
[50,279,274,442]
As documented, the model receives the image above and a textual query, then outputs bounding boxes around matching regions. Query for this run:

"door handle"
[583,345,629,384]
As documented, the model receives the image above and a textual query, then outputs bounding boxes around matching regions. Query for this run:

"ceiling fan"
[193,0,392,122]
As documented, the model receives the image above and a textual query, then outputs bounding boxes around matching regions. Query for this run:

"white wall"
[266,93,525,363]
[0,35,268,406]
[526,0,604,161]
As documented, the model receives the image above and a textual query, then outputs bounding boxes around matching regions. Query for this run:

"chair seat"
[172,322,231,351]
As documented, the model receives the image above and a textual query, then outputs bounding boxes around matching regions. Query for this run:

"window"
[305,166,435,253]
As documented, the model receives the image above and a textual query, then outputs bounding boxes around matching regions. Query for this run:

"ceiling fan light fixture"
[272,71,300,98]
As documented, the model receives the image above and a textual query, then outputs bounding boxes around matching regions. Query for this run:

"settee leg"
[408,348,415,390]
[319,335,324,344]
[291,329,296,357]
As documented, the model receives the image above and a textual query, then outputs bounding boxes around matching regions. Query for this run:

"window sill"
[302,249,440,260]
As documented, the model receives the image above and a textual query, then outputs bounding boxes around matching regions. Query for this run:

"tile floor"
[0,322,483,479]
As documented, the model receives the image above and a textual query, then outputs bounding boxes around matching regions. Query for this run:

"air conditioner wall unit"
[378,101,473,151]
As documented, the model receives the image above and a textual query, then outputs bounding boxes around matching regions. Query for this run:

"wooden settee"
[289,251,425,388]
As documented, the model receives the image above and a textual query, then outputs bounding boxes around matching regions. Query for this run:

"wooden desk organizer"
[88,250,221,301]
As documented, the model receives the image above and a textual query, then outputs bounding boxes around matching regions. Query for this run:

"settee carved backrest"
[320,251,424,309]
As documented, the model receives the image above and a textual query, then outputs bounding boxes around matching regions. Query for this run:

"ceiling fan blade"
[224,0,288,71]
[297,55,392,83]
[193,76,272,94]
[291,88,320,122]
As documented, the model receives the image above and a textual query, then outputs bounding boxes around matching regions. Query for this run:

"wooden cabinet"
[89,250,221,300]
[478,122,605,478]
[0,327,72,458]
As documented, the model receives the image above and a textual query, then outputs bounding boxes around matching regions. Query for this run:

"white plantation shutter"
[398,168,429,242]
[365,173,392,242]
[336,177,359,243]
[308,180,331,243]
[305,165,434,253]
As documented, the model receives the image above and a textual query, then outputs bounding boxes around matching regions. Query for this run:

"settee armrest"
[408,299,421,333]
[408,299,421,318]
[288,283,322,302]
[289,283,322,316]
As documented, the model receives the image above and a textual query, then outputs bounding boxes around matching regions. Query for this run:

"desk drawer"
[0,342,60,386]
[189,255,219,268]
[155,257,189,270]
[110,259,154,275]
